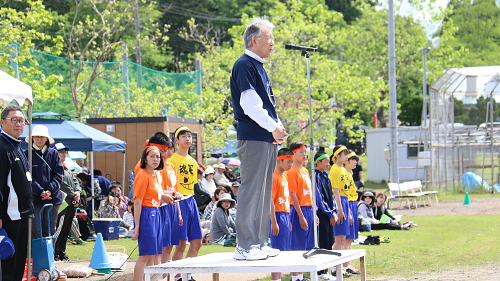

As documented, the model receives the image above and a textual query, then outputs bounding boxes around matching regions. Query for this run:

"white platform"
[144,249,366,281]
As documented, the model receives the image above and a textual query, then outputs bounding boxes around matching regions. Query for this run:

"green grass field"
[66,215,500,279]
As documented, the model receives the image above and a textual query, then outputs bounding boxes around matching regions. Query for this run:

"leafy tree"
[399,96,423,126]
[466,96,500,125]
[447,0,500,67]
[337,3,466,127]
[181,0,384,151]
[324,0,375,23]
[0,0,63,101]
[453,97,468,124]
[58,0,167,120]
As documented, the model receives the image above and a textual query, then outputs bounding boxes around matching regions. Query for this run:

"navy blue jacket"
[314,169,337,220]
[24,147,64,205]
[230,54,278,143]
[0,131,34,220]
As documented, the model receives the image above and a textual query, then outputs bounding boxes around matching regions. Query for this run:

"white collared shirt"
[240,50,282,132]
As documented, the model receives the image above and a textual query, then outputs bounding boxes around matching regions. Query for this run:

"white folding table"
[144,249,366,281]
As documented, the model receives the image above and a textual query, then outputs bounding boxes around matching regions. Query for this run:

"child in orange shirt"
[270,148,294,281]
[132,146,165,281]
[288,142,313,281]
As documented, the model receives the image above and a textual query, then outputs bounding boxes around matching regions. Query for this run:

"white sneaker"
[318,273,336,280]
[261,244,280,257]
[233,245,268,261]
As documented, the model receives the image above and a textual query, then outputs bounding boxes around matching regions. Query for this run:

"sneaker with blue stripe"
[233,244,268,261]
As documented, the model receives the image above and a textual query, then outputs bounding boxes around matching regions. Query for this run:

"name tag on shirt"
[26,171,32,182]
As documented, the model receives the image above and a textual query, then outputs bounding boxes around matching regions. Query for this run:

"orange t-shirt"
[287,165,312,207]
[133,169,162,208]
[272,171,290,213]
[159,161,177,193]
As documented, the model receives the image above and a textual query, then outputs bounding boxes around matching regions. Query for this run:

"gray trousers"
[235,140,277,250]
[32,204,61,239]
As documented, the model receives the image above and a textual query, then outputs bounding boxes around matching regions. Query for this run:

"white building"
[365,127,428,183]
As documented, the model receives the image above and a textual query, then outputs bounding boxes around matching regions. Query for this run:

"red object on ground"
[22,259,37,281]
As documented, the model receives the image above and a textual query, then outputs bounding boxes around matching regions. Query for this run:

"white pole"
[306,53,318,248]
[27,104,32,281]
[91,152,94,218]
[122,152,126,195]
[388,0,399,184]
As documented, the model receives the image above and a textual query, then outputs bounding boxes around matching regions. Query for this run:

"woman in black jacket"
[24,125,64,239]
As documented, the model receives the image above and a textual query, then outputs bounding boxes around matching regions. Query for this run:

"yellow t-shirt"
[329,163,353,198]
[169,153,198,195]
[346,172,358,201]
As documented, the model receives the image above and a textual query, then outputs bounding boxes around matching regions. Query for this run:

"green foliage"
[0,0,63,100]
[399,96,423,126]
[447,0,500,67]
[193,0,384,151]
[465,96,500,125]
[338,2,466,127]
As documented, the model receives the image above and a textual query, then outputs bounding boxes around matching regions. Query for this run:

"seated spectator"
[373,192,416,228]
[224,168,238,182]
[358,192,411,231]
[97,191,133,235]
[194,169,211,210]
[76,172,101,220]
[203,187,226,222]
[108,182,129,217]
[93,169,112,208]
[201,167,217,194]
[213,163,233,193]
[210,193,236,243]
[123,201,135,234]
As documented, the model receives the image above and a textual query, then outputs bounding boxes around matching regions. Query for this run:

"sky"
[377,0,450,37]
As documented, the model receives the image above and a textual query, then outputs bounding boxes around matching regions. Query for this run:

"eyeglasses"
[4,118,27,125]
[58,150,68,154]
[257,36,275,44]
[159,148,175,154]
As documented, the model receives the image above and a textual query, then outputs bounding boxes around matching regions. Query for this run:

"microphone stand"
[301,50,341,259]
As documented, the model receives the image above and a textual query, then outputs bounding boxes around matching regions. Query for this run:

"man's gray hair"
[1,104,24,120]
[243,18,274,49]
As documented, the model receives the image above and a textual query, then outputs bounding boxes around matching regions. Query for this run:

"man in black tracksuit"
[0,104,35,281]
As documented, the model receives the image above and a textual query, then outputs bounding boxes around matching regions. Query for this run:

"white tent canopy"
[0,70,33,106]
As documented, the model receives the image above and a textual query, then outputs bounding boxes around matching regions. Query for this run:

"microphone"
[285,44,317,52]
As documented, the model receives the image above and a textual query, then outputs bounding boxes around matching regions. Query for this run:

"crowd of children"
[128,128,412,281]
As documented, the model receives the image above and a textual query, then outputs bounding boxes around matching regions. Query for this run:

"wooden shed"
[86,116,203,195]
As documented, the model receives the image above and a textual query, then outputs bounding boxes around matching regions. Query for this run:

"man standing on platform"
[230,18,288,261]
[0,104,35,281]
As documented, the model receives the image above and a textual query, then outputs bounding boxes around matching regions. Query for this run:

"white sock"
[188,274,192,279]
[272,279,281,281]
[298,273,303,280]
[343,266,348,270]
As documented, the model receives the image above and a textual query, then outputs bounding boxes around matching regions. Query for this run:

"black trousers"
[2,218,30,281]
[54,205,76,258]
[318,217,335,275]
[371,223,402,230]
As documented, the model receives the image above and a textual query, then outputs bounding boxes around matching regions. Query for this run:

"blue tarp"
[462,172,500,192]
[20,119,125,152]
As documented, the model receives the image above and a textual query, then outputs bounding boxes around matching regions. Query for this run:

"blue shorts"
[347,201,359,240]
[333,196,350,237]
[159,204,174,247]
[290,205,314,251]
[270,212,291,251]
[138,206,162,256]
[171,196,203,244]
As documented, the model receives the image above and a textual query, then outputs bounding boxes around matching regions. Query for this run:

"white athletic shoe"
[261,244,280,257]
[318,273,336,280]
[233,244,268,261]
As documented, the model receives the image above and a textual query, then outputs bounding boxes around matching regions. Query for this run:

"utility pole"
[388,0,399,184]
[134,0,142,88]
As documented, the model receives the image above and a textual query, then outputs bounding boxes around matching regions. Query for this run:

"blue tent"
[20,119,125,152]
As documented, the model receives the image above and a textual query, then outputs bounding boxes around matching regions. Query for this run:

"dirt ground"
[394,197,500,217]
